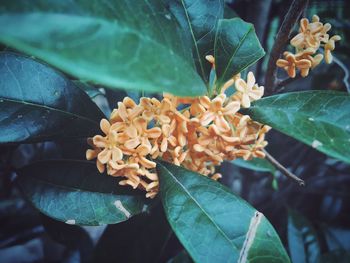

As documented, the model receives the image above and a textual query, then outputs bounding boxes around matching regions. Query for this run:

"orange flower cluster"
[277,15,341,78]
[86,59,270,198]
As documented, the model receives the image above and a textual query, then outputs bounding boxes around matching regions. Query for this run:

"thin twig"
[263,149,305,186]
[275,74,303,92]
[332,55,350,92]
[264,0,308,96]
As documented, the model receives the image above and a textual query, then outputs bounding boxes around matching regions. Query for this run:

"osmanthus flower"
[87,57,271,198]
[295,48,323,77]
[198,94,240,131]
[234,72,264,108]
[276,52,312,78]
[324,35,341,64]
[91,119,124,165]
[278,14,340,78]
[290,17,323,49]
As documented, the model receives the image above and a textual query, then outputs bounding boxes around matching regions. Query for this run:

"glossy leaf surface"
[0,0,206,96]
[0,52,104,144]
[166,0,224,82]
[17,160,147,226]
[244,91,350,163]
[214,18,265,85]
[157,161,290,263]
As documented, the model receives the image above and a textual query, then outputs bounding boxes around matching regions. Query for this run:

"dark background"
[0,0,349,262]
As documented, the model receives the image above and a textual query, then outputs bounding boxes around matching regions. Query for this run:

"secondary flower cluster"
[277,15,341,78]
[86,61,270,198]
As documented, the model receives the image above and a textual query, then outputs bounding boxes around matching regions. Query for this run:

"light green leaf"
[232,158,276,173]
[288,209,321,263]
[17,160,148,226]
[244,91,350,163]
[0,0,206,96]
[0,52,104,144]
[214,18,265,85]
[157,161,290,263]
[166,0,224,82]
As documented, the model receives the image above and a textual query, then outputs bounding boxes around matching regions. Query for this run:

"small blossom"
[276,52,312,78]
[291,18,323,49]
[324,35,341,64]
[87,63,270,198]
[199,94,240,131]
[234,72,264,108]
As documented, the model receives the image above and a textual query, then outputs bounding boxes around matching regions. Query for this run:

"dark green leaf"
[17,160,148,226]
[288,209,321,263]
[232,158,276,173]
[244,91,350,163]
[0,52,104,144]
[0,0,206,96]
[214,18,265,85]
[74,81,103,99]
[93,203,171,263]
[166,0,224,82]
[157,160,290,263]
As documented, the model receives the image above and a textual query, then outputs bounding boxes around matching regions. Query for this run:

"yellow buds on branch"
[276,14,341,78]
[87,59,270,198]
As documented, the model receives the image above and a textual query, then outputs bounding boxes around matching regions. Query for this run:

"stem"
[275,74,303,92]
[263,149,305,186]
[264,0,308,96]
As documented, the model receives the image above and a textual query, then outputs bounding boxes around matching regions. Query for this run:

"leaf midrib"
[159,162,239,253]
[0,97,100,126]
[217,19,254,80]
[180,0,206,81]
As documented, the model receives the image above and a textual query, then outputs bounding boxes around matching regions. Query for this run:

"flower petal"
[247,71,256,89]
[98,149,111,164]
[235,78,247,93]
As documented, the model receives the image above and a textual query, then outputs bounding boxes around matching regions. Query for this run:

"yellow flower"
[86,138,105,173]
[276,52,312,78]
[110,97,143,125]
[124,117,161,152]
[234,72,264,107]
[91,119,123,165]
[140,97,172,124]
[291,18,323,49]
[324,35,341,64]
[199,94,240,131]
[87,63,271,198]
[294,48,323,77]
[160,119,177,152]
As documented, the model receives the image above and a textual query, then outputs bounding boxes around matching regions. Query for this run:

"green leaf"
[214,18,265,85]
[0,0,206,97]
[94,203,171,263]
[157,161,290,263]
[0,52,105,144]
[16,160,148,226]
[74,81,103,99]
[166,0,224,82]
[244,91,350,164]
[232,158,276,173]
[288,209,321,263]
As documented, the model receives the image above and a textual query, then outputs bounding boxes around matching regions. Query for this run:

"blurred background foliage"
[0,0,349,262]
